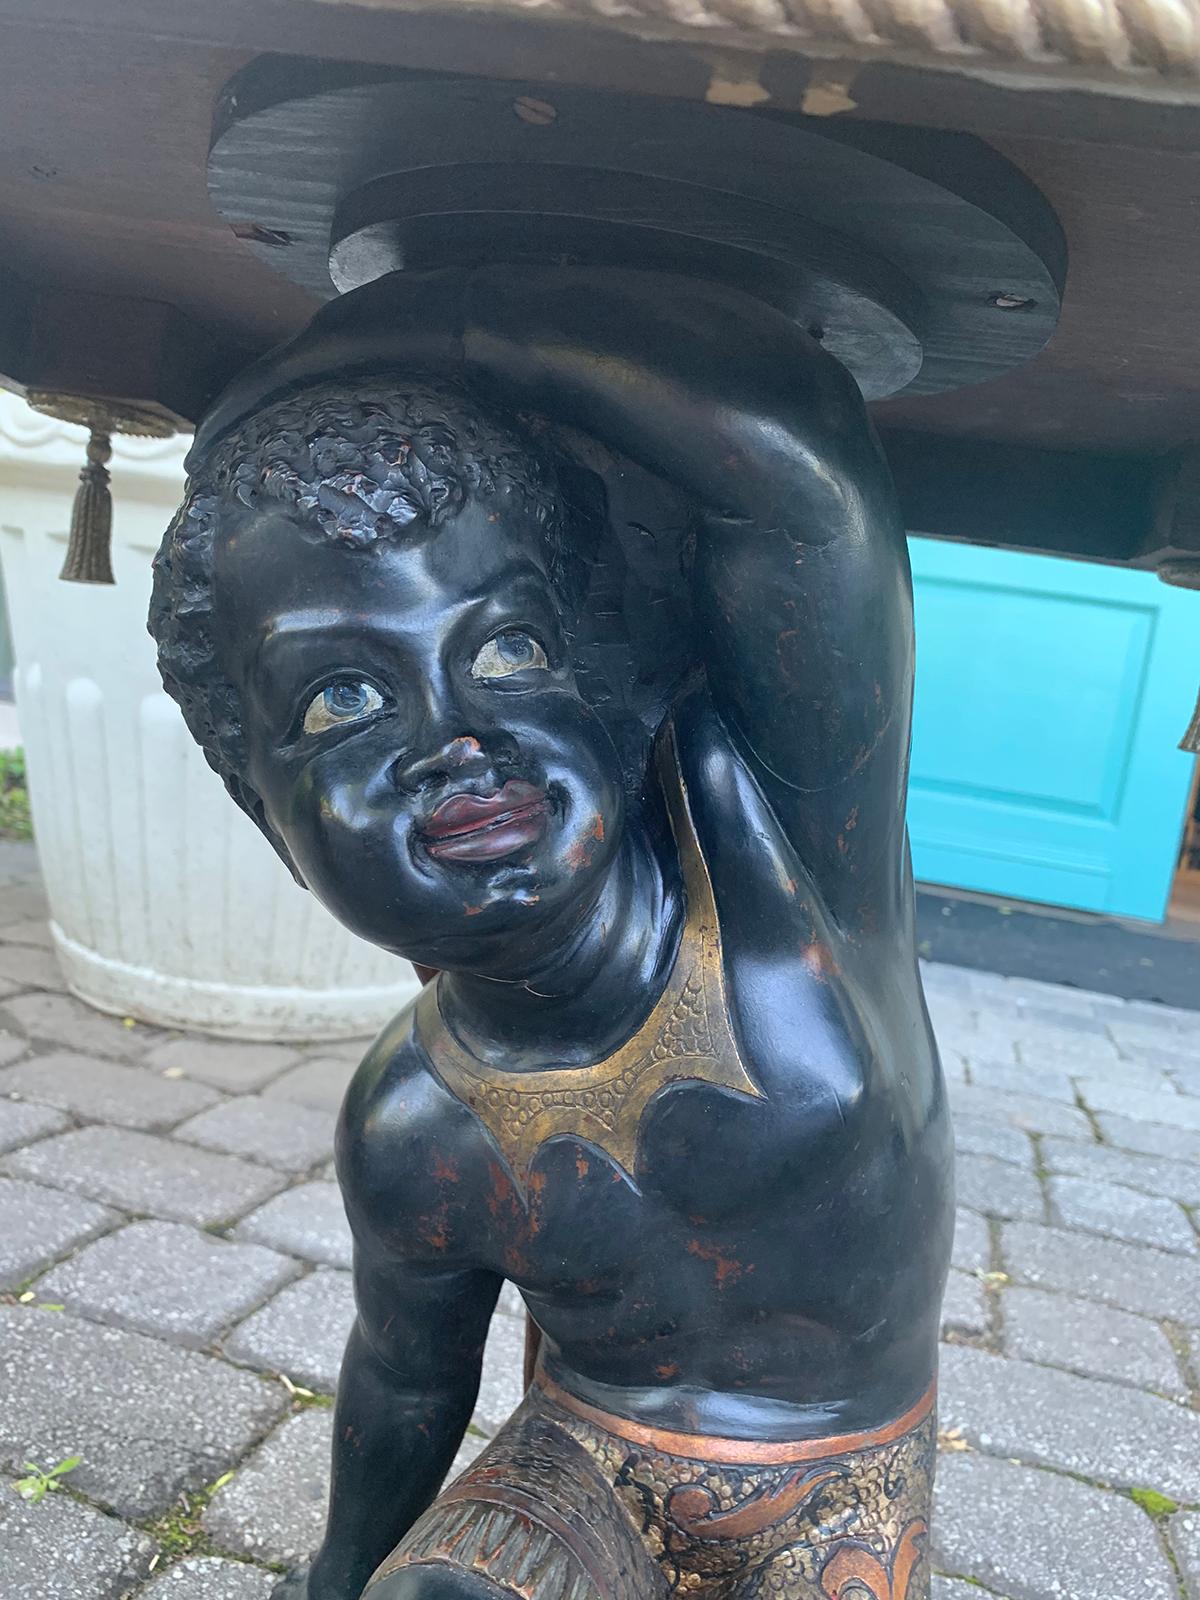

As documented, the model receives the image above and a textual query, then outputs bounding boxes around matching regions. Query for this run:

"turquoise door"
[907,538,1199,922]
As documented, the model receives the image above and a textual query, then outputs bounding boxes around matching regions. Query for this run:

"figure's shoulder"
[668,683,876,990]
[335,987,504,1266]
[336,991,457,1199]
[669,683,821,908]
[669,679,782,831]
[667,676,720,760]
[340,993,425,1125]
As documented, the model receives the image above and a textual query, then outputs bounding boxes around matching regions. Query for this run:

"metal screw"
[989,292,1036,311]
[513,96,557,126]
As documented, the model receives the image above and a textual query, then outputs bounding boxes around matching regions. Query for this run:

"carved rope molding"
[317,0,1200,92]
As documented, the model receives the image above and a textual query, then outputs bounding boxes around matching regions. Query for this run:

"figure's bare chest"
[403,1018,864,1300]
[412,946,770,1217]
[410,919,873,1261]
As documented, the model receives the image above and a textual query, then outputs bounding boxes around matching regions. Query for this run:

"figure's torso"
[339,691,952,1437]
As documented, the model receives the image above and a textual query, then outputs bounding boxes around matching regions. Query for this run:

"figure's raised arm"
[462,266,914,936]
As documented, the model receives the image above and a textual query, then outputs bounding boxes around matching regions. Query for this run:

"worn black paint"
[155,266,953,1600]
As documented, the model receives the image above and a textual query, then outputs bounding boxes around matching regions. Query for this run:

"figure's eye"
[302,679,384,736]
[470,630,549,681]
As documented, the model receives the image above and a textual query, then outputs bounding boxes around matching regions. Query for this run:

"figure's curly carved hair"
[149,375,584,806]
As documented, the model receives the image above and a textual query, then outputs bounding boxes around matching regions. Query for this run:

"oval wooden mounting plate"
[208,57,1066,402]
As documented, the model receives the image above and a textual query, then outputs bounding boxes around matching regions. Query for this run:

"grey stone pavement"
[0,839,1197,1599]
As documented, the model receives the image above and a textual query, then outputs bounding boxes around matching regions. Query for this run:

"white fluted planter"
[0,396,418,1039]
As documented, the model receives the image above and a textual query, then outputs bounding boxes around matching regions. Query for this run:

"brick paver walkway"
[0,838,1196,1599]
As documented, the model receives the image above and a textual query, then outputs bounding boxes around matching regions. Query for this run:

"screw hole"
[231,222,293,248]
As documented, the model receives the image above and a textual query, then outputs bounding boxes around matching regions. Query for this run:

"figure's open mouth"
[421,780,550,863]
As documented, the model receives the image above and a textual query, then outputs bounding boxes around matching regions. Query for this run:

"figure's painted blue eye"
[471,630,549,680]
[302,680,384,735]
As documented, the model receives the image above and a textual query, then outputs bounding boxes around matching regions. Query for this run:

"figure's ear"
[222,772,308,890]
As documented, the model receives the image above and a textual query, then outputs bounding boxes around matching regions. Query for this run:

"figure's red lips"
[421,780,549,863]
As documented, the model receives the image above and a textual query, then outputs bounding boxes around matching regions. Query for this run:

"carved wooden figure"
[143,52,1073,1575]
[151,262,953,1600]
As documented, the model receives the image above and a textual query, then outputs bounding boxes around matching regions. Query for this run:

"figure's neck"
[437,820,683,1070]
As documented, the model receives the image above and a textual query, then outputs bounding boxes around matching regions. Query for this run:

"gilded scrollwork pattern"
[545,1382,935,1599]
[367,1381,935,1600]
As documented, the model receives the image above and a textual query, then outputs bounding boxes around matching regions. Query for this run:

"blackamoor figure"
[150,266,952,1600]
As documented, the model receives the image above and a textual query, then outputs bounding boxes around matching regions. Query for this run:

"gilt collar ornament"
[415,729,763,1197]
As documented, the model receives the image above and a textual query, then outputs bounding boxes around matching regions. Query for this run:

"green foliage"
[278,1372,332,1408]
[143,1469,235,1560]
[0,747,31,840]
[1129,1487,1179,1518]
[13,1455,81,1505]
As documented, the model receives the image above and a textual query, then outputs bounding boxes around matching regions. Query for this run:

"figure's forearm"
[463,265,882,533]
[307,1325,476,1600]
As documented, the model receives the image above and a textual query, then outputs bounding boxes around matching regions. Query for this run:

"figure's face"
[212,496,625,970]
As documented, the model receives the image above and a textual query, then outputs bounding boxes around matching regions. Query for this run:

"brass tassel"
[26,393,175,584]
[59,425,115,584]
[1153,563,1200,754]
[1181,688,1200,756]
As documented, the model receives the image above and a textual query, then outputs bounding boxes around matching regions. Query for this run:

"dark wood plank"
[0,287,245,424]
[876,430,1194,566]
[876,136,1200,452]
[0,0,1193,478]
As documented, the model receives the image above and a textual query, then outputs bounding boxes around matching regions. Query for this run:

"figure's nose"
[395,731,516,796]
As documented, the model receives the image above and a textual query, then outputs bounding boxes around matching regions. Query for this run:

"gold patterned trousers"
[366,1373,936,1600]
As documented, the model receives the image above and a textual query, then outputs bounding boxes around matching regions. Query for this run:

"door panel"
[907,538,1198,922]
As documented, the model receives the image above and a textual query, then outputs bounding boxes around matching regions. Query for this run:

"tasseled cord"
[59,424,115,585]
[1181,692,1200,757]
[1158,561,1200,755]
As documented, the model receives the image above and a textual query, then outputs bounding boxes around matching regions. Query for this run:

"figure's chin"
[400,868,588,969]
[442,872,553,929]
